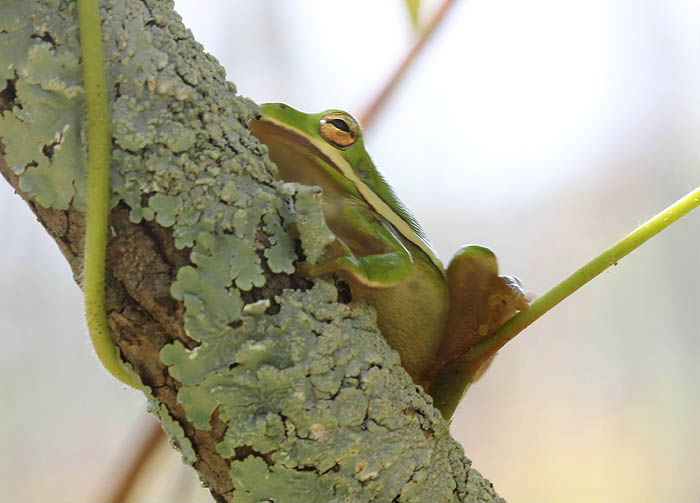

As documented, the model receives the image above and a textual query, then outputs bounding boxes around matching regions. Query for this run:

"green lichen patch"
[147,395,196,466]
[229,456,336,503]
[463,468,504,503]
[279,183,335,264]
[0,4,87,210]
[161,265,243,386]
[262,208,296,275]
[162,280,468,501]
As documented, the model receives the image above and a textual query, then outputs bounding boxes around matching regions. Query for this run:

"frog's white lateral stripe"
[262,116,445,276]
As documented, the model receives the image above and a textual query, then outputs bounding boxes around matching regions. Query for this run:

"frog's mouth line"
[251,116,347,180]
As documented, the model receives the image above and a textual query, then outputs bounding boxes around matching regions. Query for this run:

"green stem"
[467,185,700,363]
[78,0,140,388]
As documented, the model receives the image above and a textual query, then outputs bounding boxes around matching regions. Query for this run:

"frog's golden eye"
[319,112,360,149]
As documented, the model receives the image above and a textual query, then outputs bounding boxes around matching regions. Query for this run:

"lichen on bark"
[0,1,503,501]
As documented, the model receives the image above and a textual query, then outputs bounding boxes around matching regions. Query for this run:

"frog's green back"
[341,140,430,244]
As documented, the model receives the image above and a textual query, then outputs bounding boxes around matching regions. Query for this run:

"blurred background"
[1,0,697,501]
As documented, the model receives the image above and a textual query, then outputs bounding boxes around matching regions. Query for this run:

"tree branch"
[0,1,503,501]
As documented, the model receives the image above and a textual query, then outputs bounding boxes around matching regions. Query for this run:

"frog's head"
[250,103,439,269]
[254,103,380,192]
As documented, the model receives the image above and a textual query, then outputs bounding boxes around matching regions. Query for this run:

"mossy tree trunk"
[0,1,503,501]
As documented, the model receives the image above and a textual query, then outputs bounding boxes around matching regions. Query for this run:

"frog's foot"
[296,236,413,289]
[296,239,354,277]
[296,258,342,277]
[484,274,531,331]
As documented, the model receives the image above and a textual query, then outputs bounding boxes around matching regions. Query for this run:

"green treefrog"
[250,104,529,419]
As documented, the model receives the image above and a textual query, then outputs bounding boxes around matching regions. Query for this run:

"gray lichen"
[0,0,503,501]
[0,0,86,210]
[147,394,197,467]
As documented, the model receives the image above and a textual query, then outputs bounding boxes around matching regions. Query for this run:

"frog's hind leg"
[427,245,530,419]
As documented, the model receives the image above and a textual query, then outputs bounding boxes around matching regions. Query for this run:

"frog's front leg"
[427,245,530,418]
[296,205,415,289]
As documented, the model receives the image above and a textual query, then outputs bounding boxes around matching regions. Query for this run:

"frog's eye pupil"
[328,118,350,133]
[319,111,360,150]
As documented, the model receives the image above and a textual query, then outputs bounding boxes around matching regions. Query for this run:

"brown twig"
[107,418,165,503]
[359,0,458,130]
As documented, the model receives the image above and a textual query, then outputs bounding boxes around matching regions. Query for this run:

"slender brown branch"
[359,0,458,130]
[107,418,165,503]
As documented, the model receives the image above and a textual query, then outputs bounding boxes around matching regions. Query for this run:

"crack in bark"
[0,75,19,115]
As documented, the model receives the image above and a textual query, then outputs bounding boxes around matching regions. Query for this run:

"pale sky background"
[1,1,698,501]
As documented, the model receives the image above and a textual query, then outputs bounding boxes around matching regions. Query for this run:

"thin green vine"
[469,185,700,366]
[78,0,140,389]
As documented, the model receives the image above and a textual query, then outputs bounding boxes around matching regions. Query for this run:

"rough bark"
[0,1,503,501]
